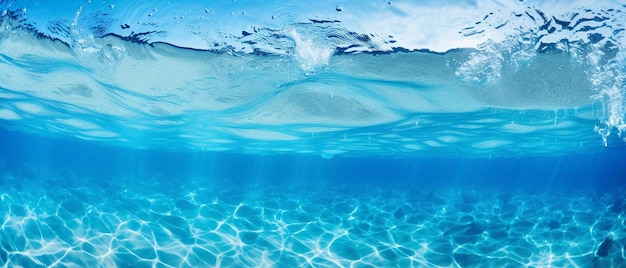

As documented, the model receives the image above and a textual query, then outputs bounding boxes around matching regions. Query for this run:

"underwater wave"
[0,0,625,157]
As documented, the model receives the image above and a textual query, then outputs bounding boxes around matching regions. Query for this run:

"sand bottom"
[0,170,624,267]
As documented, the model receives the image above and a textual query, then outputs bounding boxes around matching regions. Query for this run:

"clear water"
[0,0,625,267]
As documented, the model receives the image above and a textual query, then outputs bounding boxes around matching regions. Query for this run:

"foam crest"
[455,42,502,85]
[286,28,333,74]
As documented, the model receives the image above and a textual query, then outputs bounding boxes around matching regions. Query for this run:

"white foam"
[286,28,333,74]
[590,47,626,146]
[456,45,502,85]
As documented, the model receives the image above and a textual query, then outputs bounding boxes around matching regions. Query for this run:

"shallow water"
[1,0,626,267]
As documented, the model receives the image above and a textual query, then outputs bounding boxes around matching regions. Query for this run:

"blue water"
[1,0,626,267]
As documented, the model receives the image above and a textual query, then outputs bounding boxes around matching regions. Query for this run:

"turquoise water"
[1,0,626,267]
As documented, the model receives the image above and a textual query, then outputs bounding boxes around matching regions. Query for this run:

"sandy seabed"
[0,169,624,268]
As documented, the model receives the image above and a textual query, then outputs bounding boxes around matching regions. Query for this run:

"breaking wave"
[0,0,625,157]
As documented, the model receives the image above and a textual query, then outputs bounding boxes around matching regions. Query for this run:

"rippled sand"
[0,170,624,267]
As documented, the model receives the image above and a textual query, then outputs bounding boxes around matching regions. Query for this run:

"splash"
[593,83,626,148]
[457,3,626,146]
[588,29,626,147]
[0,0,625,157]
[286,28,333,74]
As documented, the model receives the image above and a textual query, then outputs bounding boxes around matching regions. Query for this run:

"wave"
[0,0,625,157]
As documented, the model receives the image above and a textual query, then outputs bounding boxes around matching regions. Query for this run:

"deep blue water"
[2,128,626,192]
[1,0,626,267]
